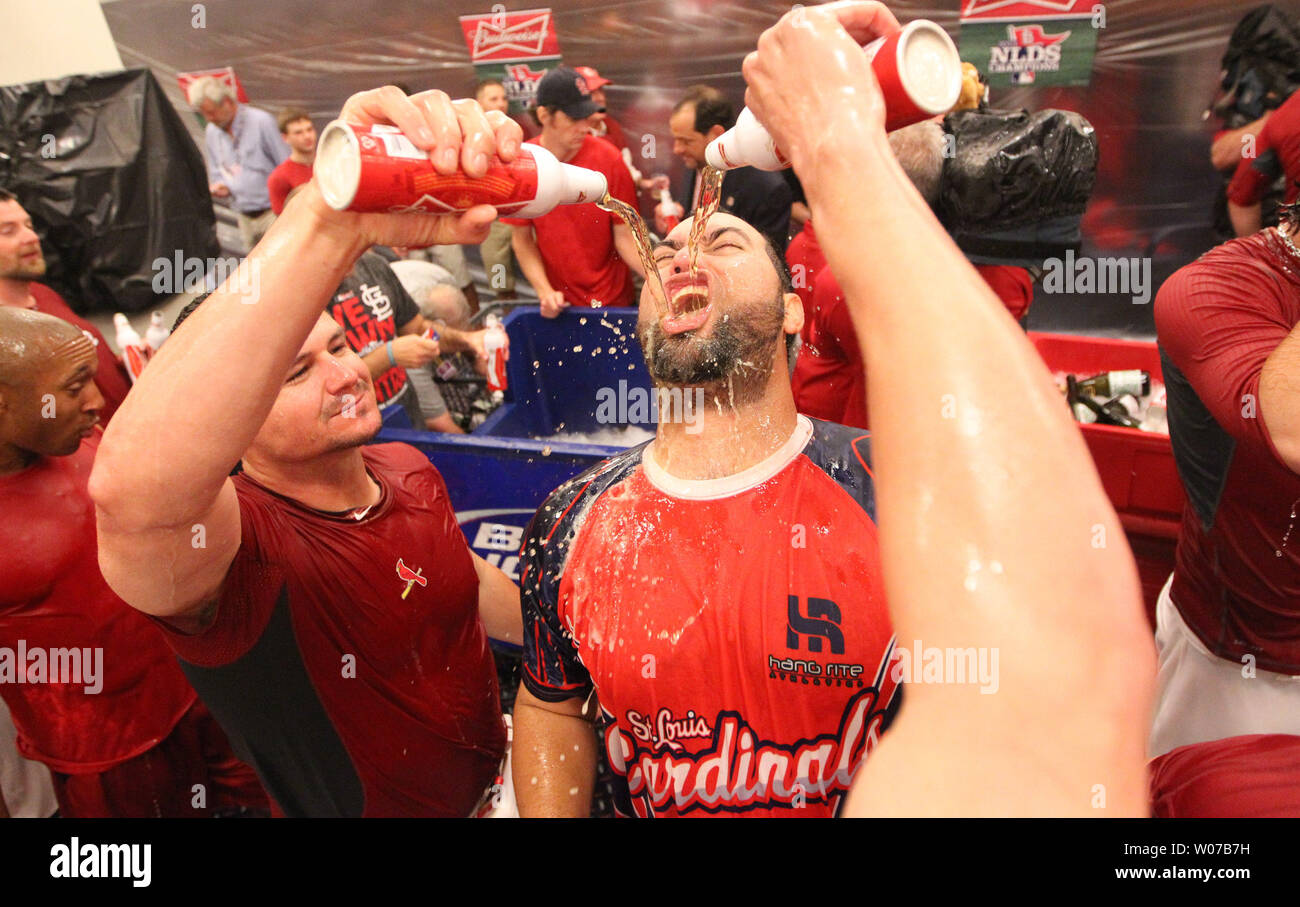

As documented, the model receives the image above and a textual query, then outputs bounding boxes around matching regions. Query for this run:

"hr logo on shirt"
[786,595,845,655]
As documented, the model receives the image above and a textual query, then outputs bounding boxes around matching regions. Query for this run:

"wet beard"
[640,294,784,406]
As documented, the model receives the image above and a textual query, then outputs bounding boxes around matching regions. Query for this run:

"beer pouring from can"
[706,20,963,172]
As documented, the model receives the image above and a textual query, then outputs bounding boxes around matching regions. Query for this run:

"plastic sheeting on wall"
[0,68,218,314]
[97,0,1300,336]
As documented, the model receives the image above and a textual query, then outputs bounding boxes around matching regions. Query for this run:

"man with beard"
[90,86,523,817]
[512,211,899,817]
[0,190,131,424]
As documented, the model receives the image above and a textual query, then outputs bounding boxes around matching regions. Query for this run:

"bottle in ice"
[315,121,609,218]
[1065,374,1097,424]
[705,19,963,172]
[483,314,508,401]
[1075,370,1150,399]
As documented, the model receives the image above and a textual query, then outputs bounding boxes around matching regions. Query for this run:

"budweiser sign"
[460,7,561,63]
[961,0,1092,16]
[177,67,248,104]
[961,0,1093,17]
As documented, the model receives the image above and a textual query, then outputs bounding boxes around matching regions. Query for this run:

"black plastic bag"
[939,107,1098,267]
[1212,4,1300,126]
[0,68,217,314]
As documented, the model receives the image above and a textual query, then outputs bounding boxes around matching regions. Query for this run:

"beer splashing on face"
[596,191,668,316]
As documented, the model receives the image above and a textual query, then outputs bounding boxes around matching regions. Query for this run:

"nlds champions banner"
[959,0,1101,88]
[459,6,562,117]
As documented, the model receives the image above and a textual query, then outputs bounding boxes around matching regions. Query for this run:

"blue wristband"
[386,340,396,368]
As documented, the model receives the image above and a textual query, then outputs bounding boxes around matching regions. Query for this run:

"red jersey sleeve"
[1155,246,1293,466]
[1226,117,1280,207]
[152,482,287,668]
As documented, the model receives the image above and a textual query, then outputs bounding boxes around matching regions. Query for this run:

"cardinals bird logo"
[396,558,428,599]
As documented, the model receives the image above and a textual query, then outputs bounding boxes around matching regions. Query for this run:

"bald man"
[0,190,131,423]
[0,308,265,817]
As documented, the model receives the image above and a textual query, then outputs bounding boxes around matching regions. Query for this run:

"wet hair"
[673,85,736,135]
[759,234,798,358]
[171,292,211,334]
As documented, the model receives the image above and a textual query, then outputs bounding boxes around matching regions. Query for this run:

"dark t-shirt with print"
[327,252,420,416]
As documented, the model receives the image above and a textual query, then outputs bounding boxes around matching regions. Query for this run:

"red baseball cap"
[574,66,611,90]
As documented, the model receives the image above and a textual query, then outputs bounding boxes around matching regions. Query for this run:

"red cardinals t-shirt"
[28,284,131,425]
[153,442,506,817]
[521,416,899,816]
[1155,228,1300,673]
[0,433,195,773]
[502,135,637,308]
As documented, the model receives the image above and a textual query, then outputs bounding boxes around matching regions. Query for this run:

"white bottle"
[113,312,144,351]
[705,107,789,172]
[483,314,508,401]
[510,144,610,218]
[144,310,170,351]
[113,313,149,383]
[655,188,682,231]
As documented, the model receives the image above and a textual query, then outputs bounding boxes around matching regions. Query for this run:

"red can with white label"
[706,19,962,171]
[315,122,608,218]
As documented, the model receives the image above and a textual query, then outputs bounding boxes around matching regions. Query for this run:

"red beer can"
[315,122,607,217]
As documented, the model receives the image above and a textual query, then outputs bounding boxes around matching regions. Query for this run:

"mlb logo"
[1011,70,1037,84]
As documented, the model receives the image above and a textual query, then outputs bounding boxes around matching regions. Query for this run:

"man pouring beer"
[94,0,1154,817]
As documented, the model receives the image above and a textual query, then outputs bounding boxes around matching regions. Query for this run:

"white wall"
[0,0,123,87]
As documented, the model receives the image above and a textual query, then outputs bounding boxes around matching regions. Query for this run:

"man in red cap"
[575,66,628,155]
[576,65,669,215]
